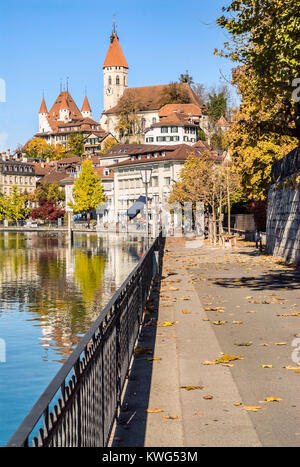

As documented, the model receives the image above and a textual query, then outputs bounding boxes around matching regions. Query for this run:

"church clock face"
[106,87,113,96]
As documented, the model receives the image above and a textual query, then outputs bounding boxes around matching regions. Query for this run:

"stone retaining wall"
[266,147,300,265]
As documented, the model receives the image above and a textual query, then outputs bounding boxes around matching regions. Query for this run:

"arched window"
[116,75,120,85]
[141,118,146,130]
[108,76,112,85]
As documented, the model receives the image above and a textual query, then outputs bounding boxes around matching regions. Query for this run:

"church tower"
[102,22,128,112]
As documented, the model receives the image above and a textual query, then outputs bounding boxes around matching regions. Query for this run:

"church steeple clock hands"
[102,21,128,112]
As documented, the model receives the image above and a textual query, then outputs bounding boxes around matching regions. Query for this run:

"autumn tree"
[100,136,118,154]
[215,0,299,225]
[115,94,142,140]
[25,138,55,160]
[32,182,65,204]
[6,186,30,223]
[216,0,300,138]
[158,82,191,107]
[67,133,85,156]
[30,199,65,222]
[68,159,106,225]
[169,154,241,242]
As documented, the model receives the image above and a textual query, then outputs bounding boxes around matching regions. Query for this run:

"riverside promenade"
[111,236,300,447]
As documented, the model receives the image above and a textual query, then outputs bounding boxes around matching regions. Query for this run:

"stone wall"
[266,146,300,265]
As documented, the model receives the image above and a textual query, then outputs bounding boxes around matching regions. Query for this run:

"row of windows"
[108,75,127,86]
[160,126,196,134]
[161,126,179,133]
[2,187,34,195]
[3,165,34,173]
[145,136,196,143]
[119,176,171,189]
[3,176,34,184]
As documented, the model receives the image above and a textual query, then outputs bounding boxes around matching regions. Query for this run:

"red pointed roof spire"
[60,92,69,110]
[103,32,128,69]
[39,96,48,114]
[81,95,92,112]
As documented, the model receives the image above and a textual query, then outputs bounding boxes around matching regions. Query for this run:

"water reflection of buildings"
[0,232,143,363]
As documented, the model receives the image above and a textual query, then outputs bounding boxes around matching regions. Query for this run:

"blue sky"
[0,0,236,151]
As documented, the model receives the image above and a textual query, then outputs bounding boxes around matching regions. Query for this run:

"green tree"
[68,159,106,224]
[216,0,300,138]
[67,133,85,156]
[179,70,194,85]
[0,191,9,220]
[206,92,227,121]
[6,186,30,223]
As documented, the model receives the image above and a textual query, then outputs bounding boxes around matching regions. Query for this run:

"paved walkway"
[112,237,300,447]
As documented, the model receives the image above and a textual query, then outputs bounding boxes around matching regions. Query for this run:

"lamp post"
[140,167,152,240]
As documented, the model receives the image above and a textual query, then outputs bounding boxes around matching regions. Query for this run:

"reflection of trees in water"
[0,232,142,363]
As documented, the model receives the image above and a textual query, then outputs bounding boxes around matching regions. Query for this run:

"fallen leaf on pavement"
[158,321,175,327]
[169,286,179,291]
[243,406,262,412]
[233,321,243,324]
[212,320,226,325]
[283,366,300,370]
[162,415,178,420]
[264,397,282,402]
[277,312,300,317]
[181,309,191,314]
[273,342,287,346]
[235,342,252,346]
[147,408,163,413]
[260,364,273,368]
[180,385,203,391]
[234,402,242,406]
[203,395,213,400]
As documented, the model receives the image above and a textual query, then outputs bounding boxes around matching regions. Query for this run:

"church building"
[99,27,203,143]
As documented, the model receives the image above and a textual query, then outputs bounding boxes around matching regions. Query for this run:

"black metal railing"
[6,236,160,447]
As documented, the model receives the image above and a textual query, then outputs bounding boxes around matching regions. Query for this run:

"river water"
[0,231,145,446]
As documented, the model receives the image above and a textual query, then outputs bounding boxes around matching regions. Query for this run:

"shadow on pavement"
[214,268,300,291]
[111,236,166,447]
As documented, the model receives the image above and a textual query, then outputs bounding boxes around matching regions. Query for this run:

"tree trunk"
[227,168,231,235]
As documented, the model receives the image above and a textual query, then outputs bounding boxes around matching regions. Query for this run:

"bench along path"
[111,237,300,447]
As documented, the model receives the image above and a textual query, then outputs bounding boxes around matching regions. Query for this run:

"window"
[124,76,126,86]
[152,117,156,124]
[146,137,154,143]
[171,127,178,133]
[116,75,120,85]
[173,136,180,142]
[152,176,158,187]
[108,76,112,85]
[161,127,168,133]
[164,177,171,186]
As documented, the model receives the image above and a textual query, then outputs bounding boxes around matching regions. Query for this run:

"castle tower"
[38,96,51,133]
[102,23,128,112]
[81,94,92,119]
[59,92,70,122]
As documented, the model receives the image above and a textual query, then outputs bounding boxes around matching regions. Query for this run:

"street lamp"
[140,167,152,240]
